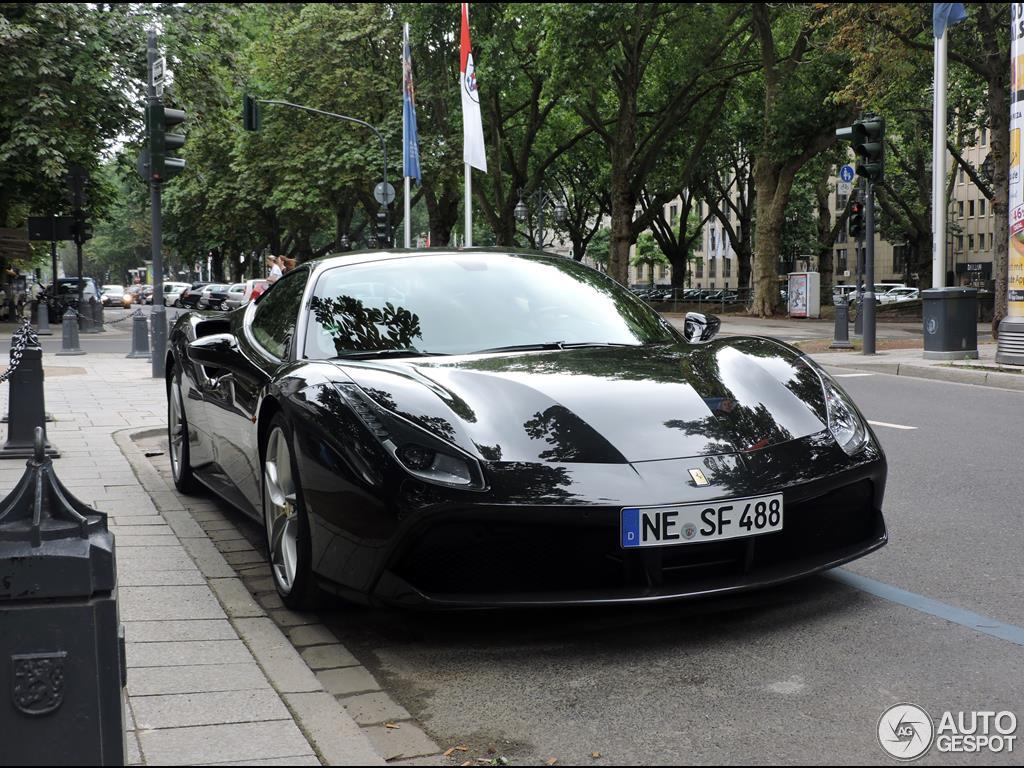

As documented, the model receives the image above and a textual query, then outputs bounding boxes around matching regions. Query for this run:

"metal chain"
[62,305,144,327]
[0,318,36,384]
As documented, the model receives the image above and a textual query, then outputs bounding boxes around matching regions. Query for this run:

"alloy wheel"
[264,427,299,594]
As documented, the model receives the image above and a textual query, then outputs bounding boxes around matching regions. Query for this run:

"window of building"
[957,235,964,251]
[958,201,964,217]
[696,259,703,278]
[981,127,988,145]
[969,199,975,217]
[724,257,731,277]
[836,192,848,212]
[959,168,965,183]
[968,234,975,250]
[980,199,986,216]
[709,256,717,277]
[893,245,908,275]
[836,227,847,244]
[837,248,848,273]
[669,204,679,228]
[659,263,668,279]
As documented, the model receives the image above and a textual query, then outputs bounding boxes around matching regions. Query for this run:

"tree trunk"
[751,160,789,316]
[424,185,459,247]
[815,174,834,306]
[989,77,1010,336]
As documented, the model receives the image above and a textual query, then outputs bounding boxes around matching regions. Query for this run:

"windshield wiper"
[333,348,449,360]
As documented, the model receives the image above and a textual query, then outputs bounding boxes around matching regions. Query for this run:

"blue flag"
[933,3,967,38]
[402,24,421,184]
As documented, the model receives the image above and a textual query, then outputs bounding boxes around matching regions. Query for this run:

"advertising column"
[997,5,1024,364]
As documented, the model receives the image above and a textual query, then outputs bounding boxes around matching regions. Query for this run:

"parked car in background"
[197,283,231,310]
[142,285,155,305]
[879,287,919,304]
[163,281,192,307]
[224,283,246,310]
[177,282,212,309]
[101,285,126,307]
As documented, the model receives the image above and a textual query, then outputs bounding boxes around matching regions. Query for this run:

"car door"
[203,268,311,513]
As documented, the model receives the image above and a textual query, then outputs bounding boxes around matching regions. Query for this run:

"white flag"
[460,3,487,172]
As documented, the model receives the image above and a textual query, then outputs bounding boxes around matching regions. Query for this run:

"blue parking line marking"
[621,508,640,548]
[829,569,1024,648]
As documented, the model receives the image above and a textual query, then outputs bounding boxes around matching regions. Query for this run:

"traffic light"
[243,95,262,131]
[848,199,865,239]
[852,115,884,182]
[146,102,187,183]
[71,211,93,246]
[836,115,885,183]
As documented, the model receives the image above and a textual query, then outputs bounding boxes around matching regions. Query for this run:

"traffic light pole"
[863,180,877,355]
[148,29,166,379]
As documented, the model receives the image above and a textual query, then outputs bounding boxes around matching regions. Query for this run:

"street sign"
[838,181,852,196]
[27,216,75,242]
[839,164,855,183]
[151,56,165,86]
[374,181,396,205]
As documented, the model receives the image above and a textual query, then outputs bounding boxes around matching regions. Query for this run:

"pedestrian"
[267,255,283,284]
[280,256,296,274]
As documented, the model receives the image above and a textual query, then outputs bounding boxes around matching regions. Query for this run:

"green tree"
[749,4,854,316]
[0,4,143,228]
[631,231,667,288]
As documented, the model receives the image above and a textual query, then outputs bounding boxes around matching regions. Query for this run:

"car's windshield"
[304,252,675,359]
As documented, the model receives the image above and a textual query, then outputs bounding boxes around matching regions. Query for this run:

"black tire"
[261,412,318,609]
[168,365,199,494]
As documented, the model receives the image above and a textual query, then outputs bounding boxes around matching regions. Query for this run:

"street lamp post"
[514,188,568,250]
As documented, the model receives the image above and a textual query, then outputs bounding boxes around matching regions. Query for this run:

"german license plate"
[620,493,784,548]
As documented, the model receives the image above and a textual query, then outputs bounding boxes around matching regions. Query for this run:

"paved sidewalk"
[0,353,382,766]
[810,342,1024,391]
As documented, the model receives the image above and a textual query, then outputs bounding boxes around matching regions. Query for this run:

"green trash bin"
[921,287,979,360]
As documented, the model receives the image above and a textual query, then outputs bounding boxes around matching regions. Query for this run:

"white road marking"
[867,420,917,431]
[832,373,875,378]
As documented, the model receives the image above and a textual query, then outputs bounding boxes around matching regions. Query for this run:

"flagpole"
[465,163,473,247]
[932,29,948,289]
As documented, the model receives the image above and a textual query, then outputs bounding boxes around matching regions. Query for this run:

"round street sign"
[840,164,855,183]
[374,182,396,205]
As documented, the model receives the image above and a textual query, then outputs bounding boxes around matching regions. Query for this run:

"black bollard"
[0,428,126,765]
[80,298,98,334]
[830,300,854,349]
[56,308,85,356]
[3,333,54,424]
[95,298,106,333]
[126,312,151,359]
[35,301,53,336]
[0,328,59,459]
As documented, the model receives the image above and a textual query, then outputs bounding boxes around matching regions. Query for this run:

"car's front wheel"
[262,414,317,609]
[168,366,198,494]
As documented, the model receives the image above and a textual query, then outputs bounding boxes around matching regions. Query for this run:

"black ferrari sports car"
[166,249,886,609]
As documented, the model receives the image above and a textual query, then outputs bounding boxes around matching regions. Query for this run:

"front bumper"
[359,474,886,609]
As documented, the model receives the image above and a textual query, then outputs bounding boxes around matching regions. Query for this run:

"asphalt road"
[128,322,1023,765]
[302,370,1024,765]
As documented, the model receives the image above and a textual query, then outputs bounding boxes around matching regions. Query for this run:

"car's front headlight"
[333,382,486,490]
[822,377,868,456]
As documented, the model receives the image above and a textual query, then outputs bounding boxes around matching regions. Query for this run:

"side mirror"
[188,333,238,368]
[683,312,720,344]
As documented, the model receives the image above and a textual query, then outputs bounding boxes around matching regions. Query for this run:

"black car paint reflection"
[168,249,886,608]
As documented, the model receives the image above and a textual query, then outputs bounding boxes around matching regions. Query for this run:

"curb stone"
[115,428,389,766]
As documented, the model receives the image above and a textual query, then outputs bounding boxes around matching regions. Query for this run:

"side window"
[250,269,309,359]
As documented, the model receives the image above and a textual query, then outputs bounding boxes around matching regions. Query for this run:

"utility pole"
[147,30,165,379]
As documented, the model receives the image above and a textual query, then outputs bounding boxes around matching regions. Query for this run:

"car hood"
[331,339,829,464]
